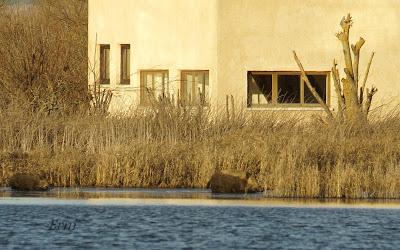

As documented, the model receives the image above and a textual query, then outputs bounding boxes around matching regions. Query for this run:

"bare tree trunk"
[293,14,377,125]
[332,60,345,121]
[359,52,376,121]
[336,15,362,122]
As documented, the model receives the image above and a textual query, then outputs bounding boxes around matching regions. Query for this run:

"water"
[1,188,400,249]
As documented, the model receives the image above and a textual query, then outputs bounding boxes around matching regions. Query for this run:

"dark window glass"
[304,75,327,103]
[120,44,130,84]
[100,45,110,84]
[277,75,300,103]
[247,72,272,106]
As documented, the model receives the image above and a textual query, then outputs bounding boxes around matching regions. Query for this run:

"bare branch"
[293,51,334,120]
[340,14,353,33]
[363,86,378,116]
[351,37,365,88]
[0,0,9,10]
[332,59,345,120]
[361,52,375,103]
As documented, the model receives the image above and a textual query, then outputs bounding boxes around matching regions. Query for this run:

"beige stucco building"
[88,0,400,113]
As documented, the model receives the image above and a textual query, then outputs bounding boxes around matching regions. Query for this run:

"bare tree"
[87,35,113,116]
[294,14,377,124]
[0,0,7,9]
[0,0,89,114]
[37,0,87,29]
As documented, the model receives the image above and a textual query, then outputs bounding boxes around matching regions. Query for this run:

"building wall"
[217,0,400,110]
[88,0,218,112]
[89,0,400,112]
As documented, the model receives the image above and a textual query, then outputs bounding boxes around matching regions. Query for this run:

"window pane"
[163,73,169,96]
[247,73,272,106]
[100,51,105,78]
[105,48,110,79]
[277,75,300,103]
[304,75,327,104]
[141,71,169,104]
[121,45,130,84]
[185,74,193,102]
[100,45,110,84]
[181,71,209,105]
[122,51,126,77]
[145,73,152,89]
[195,74,204,102]
[126,48,130,78]
[204,72,209,103]
[154,73,163,99]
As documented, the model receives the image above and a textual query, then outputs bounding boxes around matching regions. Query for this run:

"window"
[247,71,329,107]
[247,73,272,105]
[277,74,301,103]
[304,75,327,103]
[120,44,130,85]
[140,70,169,105]
[99,45,110,84]
[181,70,209,105]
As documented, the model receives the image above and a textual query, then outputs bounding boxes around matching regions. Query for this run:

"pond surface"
[1,188,400,249]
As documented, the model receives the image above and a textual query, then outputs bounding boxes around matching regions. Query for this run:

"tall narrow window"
[99,45,110,84]
[181,70,209,105]
[140,70,169,105]
[120,44,130,85]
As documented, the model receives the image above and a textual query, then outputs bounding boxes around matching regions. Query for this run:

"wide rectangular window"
[181,70,209,105]
[140,70,169,105]
[99,44,110,84]
[247,71,329,107]
[120,44,130,85]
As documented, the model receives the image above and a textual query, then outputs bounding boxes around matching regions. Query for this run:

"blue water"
[1,189,400,249]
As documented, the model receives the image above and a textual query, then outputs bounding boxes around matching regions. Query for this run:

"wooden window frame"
[99,44,110,85]
[120,44,130,85]
[140,70,169,105]
[247,71,331,108]
[180,70,209,106]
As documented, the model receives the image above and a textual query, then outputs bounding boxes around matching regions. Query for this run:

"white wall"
[88,0,218,112]
[217,0,400,110]
[89,0,400,112]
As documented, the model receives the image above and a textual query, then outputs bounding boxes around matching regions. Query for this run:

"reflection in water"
[1,187,400,208]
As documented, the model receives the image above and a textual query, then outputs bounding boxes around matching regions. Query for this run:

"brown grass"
[1,102,400,199]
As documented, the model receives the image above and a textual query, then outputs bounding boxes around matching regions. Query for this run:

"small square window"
[181,70,209,105]
[140,70,169,105]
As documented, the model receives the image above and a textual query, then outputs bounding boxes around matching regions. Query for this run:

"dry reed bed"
[0,105,400,199]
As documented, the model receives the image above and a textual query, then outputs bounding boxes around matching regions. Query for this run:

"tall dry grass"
[0,101,400,199]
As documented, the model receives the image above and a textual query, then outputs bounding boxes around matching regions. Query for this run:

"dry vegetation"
[0,0,88,114]
[0,2,399,198]
[1,103,400,198]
